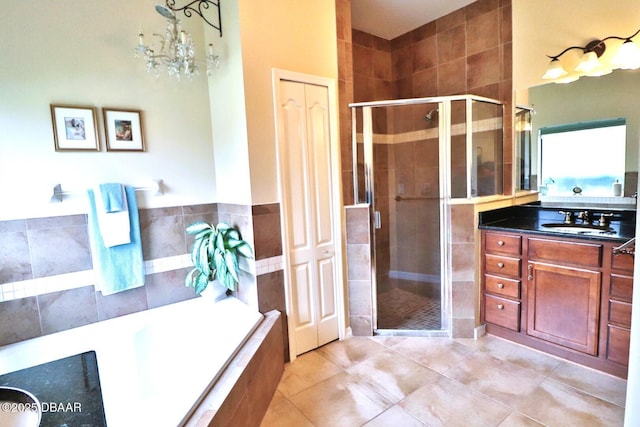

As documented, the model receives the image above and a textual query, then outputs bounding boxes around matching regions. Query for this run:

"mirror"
[520,68,640,198]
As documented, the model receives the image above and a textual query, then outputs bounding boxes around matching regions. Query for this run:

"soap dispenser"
[612,179,622,197]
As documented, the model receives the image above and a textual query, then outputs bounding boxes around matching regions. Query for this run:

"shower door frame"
[350,95,503,336]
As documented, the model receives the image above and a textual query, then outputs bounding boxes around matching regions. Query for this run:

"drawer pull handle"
[497,283,504,289]
[497,240,505,246]
[497,262,504,268]
[497,304,504,310]
[528,264,533,280]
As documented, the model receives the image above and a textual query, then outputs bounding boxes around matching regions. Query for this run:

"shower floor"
[377,279,441,330]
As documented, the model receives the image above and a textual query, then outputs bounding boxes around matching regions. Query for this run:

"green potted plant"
[184,221,254,296]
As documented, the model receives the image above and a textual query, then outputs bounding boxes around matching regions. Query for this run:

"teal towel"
[87,185,145,295]
[99,183,125,212]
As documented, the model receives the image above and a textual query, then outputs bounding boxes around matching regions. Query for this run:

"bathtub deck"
[0,295,263,426]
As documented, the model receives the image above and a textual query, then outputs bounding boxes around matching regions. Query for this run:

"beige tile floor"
[261,335,627,427]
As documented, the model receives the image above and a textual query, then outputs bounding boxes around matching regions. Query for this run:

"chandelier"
[135,1,222,80]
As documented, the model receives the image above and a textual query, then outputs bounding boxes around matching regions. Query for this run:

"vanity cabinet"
[607,251,634,366]
[483,232,522,331]
[526,238,602,356]
[481,230,633,378]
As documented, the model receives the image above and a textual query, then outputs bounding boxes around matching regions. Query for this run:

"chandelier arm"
[165,0,222,37]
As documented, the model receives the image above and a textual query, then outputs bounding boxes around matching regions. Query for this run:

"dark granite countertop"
[478,202,636,243]
[0,351,106,427]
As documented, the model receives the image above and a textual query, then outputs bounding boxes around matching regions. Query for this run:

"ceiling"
[351,0,478,40]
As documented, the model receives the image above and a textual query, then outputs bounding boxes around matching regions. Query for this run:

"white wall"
[238,0,339,205]
[0,0,217,220]
[207,0,252,205]
[513,0,640,97]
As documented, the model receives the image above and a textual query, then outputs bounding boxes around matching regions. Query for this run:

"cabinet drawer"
[607,325,631,366]
[609,300,632,328]
[485,294,520,331]
[485,274,520,299]
[528,237,602,268]
[610,274,633,302]
[485,254,521,278]
[612,252,634,273]
[485,232,521,256]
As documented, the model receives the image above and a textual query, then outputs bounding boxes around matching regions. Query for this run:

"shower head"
[424,108,439,121]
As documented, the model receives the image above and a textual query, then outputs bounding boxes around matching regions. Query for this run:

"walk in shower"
[350,95,504,334]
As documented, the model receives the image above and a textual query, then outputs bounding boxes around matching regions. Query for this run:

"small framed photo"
[50,105,100,151]
[103,108,145,152]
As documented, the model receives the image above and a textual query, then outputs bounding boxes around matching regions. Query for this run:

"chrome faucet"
[559,210,574,224]
[599,213,614,227]
[578,210,591,224]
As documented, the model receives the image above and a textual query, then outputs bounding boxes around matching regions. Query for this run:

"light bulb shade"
[575,51,602,73]
[613,39,640,70]
[585,66,612,77]
[542,59,568,79]
[554,73,580,84]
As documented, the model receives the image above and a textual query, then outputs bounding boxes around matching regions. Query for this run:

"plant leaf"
[226,228,240,241]
[223,268,236,291]
[184,267,198,287]
[194,273,209,295]
[186,221,212,235]
[192,229,213,242]
[224,249,239,283]
[190,236,206,266]
[215,230,225,252]
[236,242,254,259]
[216,222,231,234]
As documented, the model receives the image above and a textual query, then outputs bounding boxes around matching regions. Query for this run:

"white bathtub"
[0,295,263,426]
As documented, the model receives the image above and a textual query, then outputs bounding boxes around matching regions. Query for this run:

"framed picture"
[103,108,145,152]
[50,105,100,151]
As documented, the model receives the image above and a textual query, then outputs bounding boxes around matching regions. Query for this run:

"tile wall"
[339,0,513,338]
[0,202,287,349]
[345,205,373,335]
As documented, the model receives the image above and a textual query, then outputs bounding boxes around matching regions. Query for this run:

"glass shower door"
[354,102,444,332]
[351,95,504,335]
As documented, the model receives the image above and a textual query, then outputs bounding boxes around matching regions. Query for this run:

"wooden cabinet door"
[527,262,601,355]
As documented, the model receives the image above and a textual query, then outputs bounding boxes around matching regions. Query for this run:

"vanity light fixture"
[135,1,222,80]
[542,28,640,83]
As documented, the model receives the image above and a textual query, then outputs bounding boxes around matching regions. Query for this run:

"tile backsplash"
[0,202,286,347]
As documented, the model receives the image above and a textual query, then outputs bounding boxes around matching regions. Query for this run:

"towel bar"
[50,180,164,202]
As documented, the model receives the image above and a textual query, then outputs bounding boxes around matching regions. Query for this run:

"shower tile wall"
[348,0,513,337]
[0,203,286,348]
[345,205,373,335]
[336,0,355,206]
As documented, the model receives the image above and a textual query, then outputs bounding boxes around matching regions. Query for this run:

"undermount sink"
[541,223,615,234]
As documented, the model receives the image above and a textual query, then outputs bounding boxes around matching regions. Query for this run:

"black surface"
[0,351,107,427]
[478,203,636,242]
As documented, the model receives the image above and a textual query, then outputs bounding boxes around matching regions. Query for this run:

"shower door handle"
[374,211,382,229]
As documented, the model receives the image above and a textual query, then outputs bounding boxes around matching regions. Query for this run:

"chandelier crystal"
[135,4,220,80]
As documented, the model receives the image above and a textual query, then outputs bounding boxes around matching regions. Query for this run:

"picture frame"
[103,108,145,152]
[50,105,100,151]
